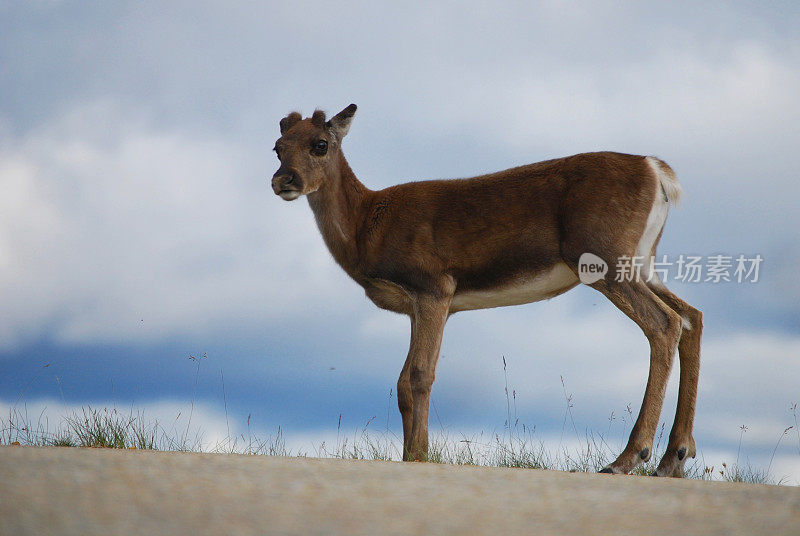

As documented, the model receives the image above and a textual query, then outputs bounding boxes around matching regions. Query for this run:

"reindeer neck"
[307,154,370,274]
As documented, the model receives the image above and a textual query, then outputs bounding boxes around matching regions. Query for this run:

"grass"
[0,404,288,455]
[2,358,795,485]
[2,401,790,485]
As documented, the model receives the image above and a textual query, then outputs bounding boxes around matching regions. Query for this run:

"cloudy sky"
[2,1,799,481]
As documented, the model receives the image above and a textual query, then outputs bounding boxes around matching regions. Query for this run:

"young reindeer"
[270,104,702,477]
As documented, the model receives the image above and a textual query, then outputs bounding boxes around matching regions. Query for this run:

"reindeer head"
[271,104,357,201]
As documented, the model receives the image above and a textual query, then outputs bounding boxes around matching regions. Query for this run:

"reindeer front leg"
[400,291,451,461]
[397,319,415,460]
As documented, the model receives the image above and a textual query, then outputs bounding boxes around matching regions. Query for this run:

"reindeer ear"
[327,104,357,140]
[279,112,302,134]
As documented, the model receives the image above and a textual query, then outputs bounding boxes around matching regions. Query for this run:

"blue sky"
[2,1,799,481]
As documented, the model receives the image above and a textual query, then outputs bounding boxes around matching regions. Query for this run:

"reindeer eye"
[312,140,328,156]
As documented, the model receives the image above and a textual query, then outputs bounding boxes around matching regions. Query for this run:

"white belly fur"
[450,262,579,313]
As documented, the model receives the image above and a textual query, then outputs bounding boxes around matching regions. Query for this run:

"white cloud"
[0,102,360,350]
[426,40,800,166]
[357,311,408,342]
[2,1,799,486]
[3,4,799,349]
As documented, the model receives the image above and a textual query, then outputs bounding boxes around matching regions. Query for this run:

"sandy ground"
[1,446,798,535]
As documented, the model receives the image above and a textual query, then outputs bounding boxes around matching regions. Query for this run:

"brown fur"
[279,112,302,135]
[271,105,702,476]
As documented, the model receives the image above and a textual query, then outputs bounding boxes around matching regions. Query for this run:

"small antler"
[279,112,302,134]
[311,110,327,127]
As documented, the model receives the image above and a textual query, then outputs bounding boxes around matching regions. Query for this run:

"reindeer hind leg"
[647,281,702,477]
[590,278,683,475]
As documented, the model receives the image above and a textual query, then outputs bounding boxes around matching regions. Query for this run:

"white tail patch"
[636,157,684,284]
[647,156,683,206]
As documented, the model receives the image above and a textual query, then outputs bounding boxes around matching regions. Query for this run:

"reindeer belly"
[450,262,579,313]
